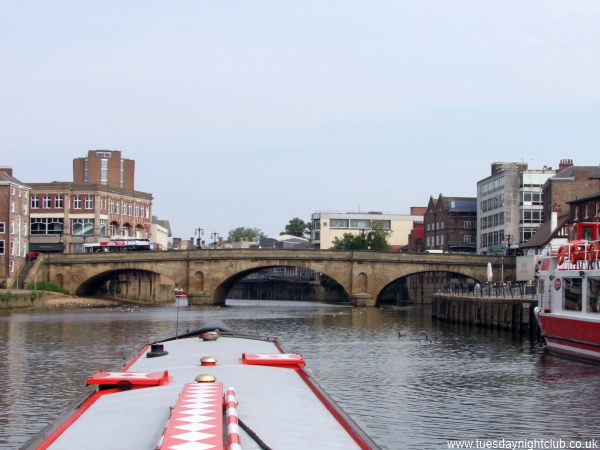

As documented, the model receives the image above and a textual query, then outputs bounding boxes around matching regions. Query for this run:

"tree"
[227,227,265,243]
[281,217,308,237]
[331,222,391,251]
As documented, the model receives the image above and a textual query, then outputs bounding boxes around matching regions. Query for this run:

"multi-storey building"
[310,210,422,250]
[476,162,556,254]
[0,167,31,288]
[521,161,600,255]
[73,150,135,190]
[28,150,153,254]
[424,195,477,253]
[542,160,600,220]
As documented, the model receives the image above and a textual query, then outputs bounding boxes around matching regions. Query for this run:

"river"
[1,300,599,449]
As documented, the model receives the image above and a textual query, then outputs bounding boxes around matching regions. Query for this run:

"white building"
[310,211,422,250]
[476,162,556,255]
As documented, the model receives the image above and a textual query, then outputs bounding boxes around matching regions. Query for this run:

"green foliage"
[26,281,69,294]
[227,227,266,242]
[331,224,391,251]
[281,217,308,237]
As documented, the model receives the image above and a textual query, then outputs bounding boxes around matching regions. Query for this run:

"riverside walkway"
[432,283,538,331]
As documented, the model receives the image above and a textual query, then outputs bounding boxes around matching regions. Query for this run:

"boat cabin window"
[588,279,600,313]
[563,278,582,312]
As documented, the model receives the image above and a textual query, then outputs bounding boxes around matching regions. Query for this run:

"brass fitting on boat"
[195,373,216,383]
[201,331,219,341]
[200,356,217,366]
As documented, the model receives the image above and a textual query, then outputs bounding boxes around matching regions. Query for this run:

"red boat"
[535,222,600,362]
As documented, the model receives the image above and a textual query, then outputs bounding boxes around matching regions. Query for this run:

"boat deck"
[45,334,368,449]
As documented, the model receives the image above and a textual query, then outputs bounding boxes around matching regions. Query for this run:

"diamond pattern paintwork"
[158,383,223,450]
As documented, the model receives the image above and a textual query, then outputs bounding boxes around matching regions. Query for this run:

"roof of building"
[552,166,600,180]
[566,191,600,204]
[0,169,30,187]
[152,216,172,237]
[520,214,570,248]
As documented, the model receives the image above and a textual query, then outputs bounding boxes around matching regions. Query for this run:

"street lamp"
[195,227,204,248]
[211,232,219,249]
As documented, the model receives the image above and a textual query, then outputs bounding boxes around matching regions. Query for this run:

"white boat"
[534,222,600,362]
[24,323,379,449]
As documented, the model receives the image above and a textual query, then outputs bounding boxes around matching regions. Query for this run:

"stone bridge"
[25,249,515,307]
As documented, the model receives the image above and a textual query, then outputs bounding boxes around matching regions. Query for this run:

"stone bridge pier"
[25,250,514,307]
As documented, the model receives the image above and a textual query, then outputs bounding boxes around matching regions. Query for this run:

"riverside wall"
[432,293,538,331]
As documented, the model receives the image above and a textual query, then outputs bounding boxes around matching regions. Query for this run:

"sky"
[2,1,600,239]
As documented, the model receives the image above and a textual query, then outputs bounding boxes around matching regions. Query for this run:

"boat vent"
[242,353,306,366]
[86,370,169,389]
[147,343,169,358]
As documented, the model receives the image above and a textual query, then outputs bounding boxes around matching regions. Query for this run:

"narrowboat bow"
[24,323,379,449]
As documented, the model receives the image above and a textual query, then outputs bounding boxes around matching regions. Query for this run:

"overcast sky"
[2,1,600,239]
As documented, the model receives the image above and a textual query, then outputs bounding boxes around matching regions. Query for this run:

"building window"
[464,235,472,243]
[42,195,51,208]
[330,219,349,228]
[10,221,14,234]
[10,201,14,213]
[109,199,115,214]
[9,260,14,272]
[74,195,82,209]
[31,195,39,209]
[0,240,4,255]
[115,200,120,215]
[575,206,579,220]
[85,196,94,209]
[31,218,64,235]
[23,204,28,214]
[0,222,4,233]
[99,219,107,236]
[72,218,94,236]
[10,241,14,255]
[109,222,118,236]
[584,204,589,219]
[100,159,108,185]
[10,186,15,195]
[120,159,125,189]
[55,195,63,208]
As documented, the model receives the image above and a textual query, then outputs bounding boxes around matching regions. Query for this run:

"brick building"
[542,159,600,220]
[517,160,600,256]
[73,150,135,190]
[0,167,31,288]
[28,151,153,254]
[424,195,477,253]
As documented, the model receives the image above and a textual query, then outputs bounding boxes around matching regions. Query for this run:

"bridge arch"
[375,269,481,305]
[212,264,350,305]
[75,268,178,303]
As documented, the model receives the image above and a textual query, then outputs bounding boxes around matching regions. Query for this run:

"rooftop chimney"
[558,159,573,172]
[0,166,13,177]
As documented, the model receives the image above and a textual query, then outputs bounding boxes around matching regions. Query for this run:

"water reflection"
[1,301,599,449]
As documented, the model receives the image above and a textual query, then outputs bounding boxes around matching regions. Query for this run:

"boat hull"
[536,311,600,362]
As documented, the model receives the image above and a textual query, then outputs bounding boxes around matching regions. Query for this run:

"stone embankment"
[0,289,119,309]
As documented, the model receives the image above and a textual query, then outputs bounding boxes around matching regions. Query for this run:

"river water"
[1,300,599,450]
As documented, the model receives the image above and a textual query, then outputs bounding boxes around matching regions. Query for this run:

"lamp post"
[195,227,204,248]
[211,232,219,249]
